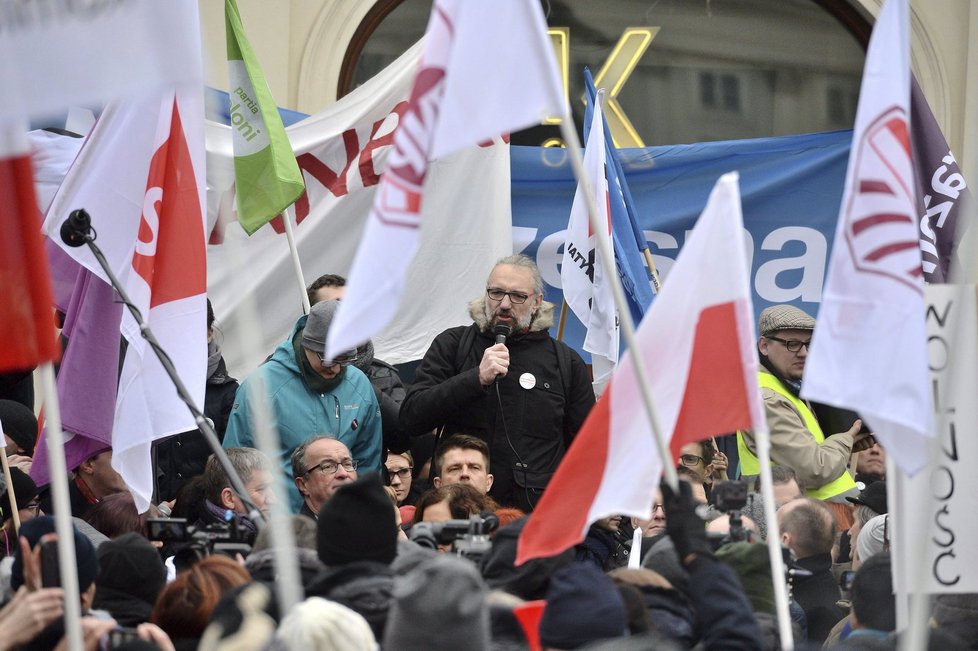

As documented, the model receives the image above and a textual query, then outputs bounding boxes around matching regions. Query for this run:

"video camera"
[147,516,252,566]
[707,480,754,550]
[409,512,499,561]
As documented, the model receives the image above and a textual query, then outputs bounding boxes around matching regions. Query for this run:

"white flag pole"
[37,362,83,651]
[754,423,795,650]
[281,204,311,314]
[556,113,678,490]
[0,432,20,535]
[223,225,303,613]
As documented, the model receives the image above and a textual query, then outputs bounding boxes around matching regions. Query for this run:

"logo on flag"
[844,107,920,290]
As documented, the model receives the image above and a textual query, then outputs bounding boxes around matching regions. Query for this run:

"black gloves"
[660,478,714,566]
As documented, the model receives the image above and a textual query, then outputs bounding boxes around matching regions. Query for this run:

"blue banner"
[511,130,852,359]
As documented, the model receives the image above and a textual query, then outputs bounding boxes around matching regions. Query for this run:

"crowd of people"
[0,255,974,650]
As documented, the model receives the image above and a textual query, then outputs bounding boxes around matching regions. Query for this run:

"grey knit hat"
[300,300,340,353]
[757,305,815,336]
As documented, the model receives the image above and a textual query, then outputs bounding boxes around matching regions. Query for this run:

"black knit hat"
[0,399,37,456]
[1,467,38,524]
[846,479,887,514]
[11,515,99,591]
[317,473,398,567]
[539,563,627,649]
[94,532,166,607]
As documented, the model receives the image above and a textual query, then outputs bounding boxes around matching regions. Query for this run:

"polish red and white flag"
[43,90,208,511]
[517,172,764,564]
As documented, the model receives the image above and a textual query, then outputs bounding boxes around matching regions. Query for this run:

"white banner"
[892,284,978,594]
[0,0,203,121]
[206,41,512,376]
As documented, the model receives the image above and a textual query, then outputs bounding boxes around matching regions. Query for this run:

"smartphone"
[40,539,60,588]
[839,569,856,592]
[106,627,142,648]
[146,517,190,543]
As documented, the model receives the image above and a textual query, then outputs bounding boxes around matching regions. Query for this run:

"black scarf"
[292,329,345,393]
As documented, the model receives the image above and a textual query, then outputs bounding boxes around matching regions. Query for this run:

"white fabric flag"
[518,172,763,562]
[43,89,208,511]
[802,0,932,475]
[326,0,565,359]
[561,95,618,387]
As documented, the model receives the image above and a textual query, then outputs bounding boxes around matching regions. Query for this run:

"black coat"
[400,322,594,510]
[792,553,846,643]
[154,358,239,501]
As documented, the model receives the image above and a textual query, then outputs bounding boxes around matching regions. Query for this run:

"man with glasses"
[225,300,381,513]
[401,255,594,510]
[737,305,864,504]
[290,436,358,519]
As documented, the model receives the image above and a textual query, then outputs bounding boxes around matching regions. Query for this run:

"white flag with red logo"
[517,173,764,564]
[561,94,618,388]
[326,0,564,359]
[43,91,207,511]
[802,0,932,476]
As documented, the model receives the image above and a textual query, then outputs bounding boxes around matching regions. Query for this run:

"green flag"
[225,0,305,235]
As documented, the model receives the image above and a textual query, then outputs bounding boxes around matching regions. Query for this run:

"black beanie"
[0,399,37,456]
[538,563,627,649]
[94,532,167,606]
[317,473,398,567]
[11,515,99,592]
[1,467,38,524]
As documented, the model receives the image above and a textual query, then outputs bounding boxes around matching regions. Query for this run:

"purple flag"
[31,246,122,487]
[911,77,972,282]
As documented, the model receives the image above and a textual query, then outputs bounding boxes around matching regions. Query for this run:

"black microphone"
[60,209,93,248]
[493,323,511,345]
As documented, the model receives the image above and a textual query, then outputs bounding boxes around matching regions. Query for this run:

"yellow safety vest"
[737,372,856,500]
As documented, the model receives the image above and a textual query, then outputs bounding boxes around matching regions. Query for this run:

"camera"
[409,513,499,561]
[707,480,753,549]
[147,516,252,567]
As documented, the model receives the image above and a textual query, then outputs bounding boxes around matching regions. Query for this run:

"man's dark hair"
[290,435,338,479]
[852,552,895,631]
[779,497,836,558]
[411,483,490,525]
[206,298,215,330]
[434,434,490,478]
[306,274,346,306]
[753,465,807,494]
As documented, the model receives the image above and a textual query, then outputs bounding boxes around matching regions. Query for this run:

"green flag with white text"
[225,0,305,235]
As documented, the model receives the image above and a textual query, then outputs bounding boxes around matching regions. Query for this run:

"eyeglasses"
[315,349,358,367]
[301,458,358,477]
[23,499,41,515]
[486,288,533,304]
[651,503,665,514]
[386,467,413,482]
[765,336,811,353]
[679,454,705,468]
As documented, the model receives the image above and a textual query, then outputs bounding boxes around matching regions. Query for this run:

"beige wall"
[200,0,976,175]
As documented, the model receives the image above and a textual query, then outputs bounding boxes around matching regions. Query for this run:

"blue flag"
[583,68,655,325]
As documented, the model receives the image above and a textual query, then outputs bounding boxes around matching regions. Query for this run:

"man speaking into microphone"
[401,255,594,510]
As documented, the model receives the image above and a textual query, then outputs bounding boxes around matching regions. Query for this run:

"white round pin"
[519,372,536,390]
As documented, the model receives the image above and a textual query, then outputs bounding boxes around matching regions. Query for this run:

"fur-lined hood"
[467,295,556,333]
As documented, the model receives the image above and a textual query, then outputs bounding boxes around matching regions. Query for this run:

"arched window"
[339,0,869,147]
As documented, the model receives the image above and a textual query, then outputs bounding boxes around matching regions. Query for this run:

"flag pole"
[640,248,662,293]
[556,298,569,341]
[753,424,795,650]
[556,115,678,490]
[0,445,20,534]
[281,205,311,314]
[37,362,83,651]
[221,223,304,614]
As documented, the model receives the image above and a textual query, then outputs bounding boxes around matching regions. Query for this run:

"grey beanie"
[383,554,489,651]
[300,300,340,354]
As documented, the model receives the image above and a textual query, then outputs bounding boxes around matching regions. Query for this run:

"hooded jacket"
[223,314,382,512]
[400,297,594,510]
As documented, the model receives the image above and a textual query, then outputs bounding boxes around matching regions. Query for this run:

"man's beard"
[485,303,535,332]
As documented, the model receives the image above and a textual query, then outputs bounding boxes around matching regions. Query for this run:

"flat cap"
[757,305,815,336]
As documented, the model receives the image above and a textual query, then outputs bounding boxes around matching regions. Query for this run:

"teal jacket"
[223,315,382,512]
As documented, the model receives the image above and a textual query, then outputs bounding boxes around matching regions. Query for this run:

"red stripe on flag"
[516,391,611,565]
[0,154,60,372]
[669,302,751,459]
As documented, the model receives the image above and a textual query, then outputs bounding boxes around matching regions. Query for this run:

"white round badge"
[519,372,536,390]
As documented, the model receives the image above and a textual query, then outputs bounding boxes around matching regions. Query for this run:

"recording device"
[707,480,753,550]
[493,323,511,345]
[409,512,499,561]
[102,627,142,650]
[147,516,252,564]
[40,539,60,588]
[60,209,93,248]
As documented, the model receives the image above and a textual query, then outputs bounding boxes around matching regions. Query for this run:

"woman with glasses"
[0,467,41,558]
